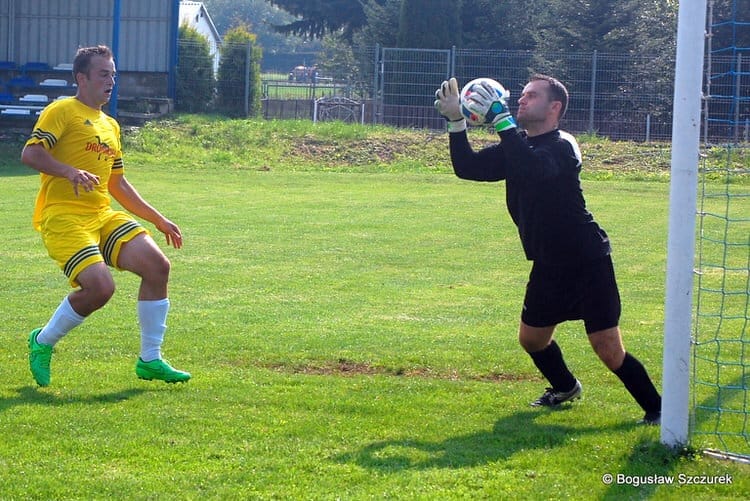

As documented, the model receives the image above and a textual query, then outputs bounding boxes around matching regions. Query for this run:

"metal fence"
[176,41,750,142]
[371,47,680,141]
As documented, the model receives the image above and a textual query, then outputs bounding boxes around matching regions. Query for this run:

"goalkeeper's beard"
[516,113,538,129]
[516,103,555,131]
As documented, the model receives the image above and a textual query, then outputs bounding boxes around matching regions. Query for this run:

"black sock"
[613,352,662,413]
[528,340,577,392]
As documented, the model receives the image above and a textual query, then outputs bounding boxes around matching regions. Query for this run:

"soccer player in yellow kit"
[21,45,190,386]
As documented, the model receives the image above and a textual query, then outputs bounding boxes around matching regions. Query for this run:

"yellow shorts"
[39,209,147,287]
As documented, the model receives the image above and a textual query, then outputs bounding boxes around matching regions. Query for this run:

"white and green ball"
[459,77,508,126]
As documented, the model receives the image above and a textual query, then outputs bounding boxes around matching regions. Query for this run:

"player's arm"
[498,131,565,181]
[449,133,506,181]
[108,173,183,249]
[21,143,100,196]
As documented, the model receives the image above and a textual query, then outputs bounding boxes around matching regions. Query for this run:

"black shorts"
[521,255,621,334]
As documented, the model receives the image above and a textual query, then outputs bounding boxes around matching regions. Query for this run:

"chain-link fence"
[372,47,680,141]
[177,41,749,143]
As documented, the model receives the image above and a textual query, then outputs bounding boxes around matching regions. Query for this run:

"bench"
[20,94,49,104]
[0,104,46,111]
[0,105,44,118]
[21,61,51,74]
[6,75,36,92]
[0,61,17,71]
[39,78,68,87]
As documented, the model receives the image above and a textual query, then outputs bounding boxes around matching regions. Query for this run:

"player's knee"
[97,286,116,308]
[588,327,625,370]
[137,253,171,287]
[85,278,116,310]
[593,343,625,371]
[151,254,171,282]
[518,332,546,353]
[518,335,533,352]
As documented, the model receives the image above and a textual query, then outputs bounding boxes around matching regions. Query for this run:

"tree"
[528,0,677,134]
[354,0,401,47]
[396,0,461,49]
[532,0,675,55]
[176,24,215,113]
[216,25,263,117]
[203,0,320,54]
[461,0,543,50]
[266,0,369,40]
[316,32,358,82]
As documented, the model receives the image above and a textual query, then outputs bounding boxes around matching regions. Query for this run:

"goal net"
[692,0,749,460]
[662,0,749,461]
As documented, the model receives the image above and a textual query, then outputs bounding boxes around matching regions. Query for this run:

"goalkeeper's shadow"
[0,385,149,412]
[333,408,634,471]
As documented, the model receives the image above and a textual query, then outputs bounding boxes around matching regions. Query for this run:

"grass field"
[262,75,349,100]
[0,116,747,499]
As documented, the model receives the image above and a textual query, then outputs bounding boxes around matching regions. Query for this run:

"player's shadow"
[0,385,148,412]
[334,408,634,471]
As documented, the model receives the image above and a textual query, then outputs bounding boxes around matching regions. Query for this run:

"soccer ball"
[459,78,509,126]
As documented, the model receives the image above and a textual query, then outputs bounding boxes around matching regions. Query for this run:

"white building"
[179,1,221,73]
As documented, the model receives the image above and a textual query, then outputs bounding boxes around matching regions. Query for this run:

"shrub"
[176,24,215,113]
[216,24,262,117]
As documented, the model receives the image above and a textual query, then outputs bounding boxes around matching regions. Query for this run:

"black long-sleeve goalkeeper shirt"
[449,127,611,266]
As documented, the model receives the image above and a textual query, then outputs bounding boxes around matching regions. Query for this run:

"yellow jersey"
[25,97,124,231]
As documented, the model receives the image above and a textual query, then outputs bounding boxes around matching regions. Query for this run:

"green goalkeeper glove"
[469,81,517,132]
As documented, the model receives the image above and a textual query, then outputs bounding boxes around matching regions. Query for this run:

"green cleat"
[28,328,53,387]
[136,358,191,383]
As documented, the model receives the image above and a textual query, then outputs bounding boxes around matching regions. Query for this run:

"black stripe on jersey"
[102,220,142,266]
[112,158,124,171]
[64,245,100,278]
[29,128,57,148]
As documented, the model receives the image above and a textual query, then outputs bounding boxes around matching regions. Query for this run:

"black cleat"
[530,380,582,407]
[638,411,661,426]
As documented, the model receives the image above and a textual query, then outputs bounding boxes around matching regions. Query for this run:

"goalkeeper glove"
[467,81,517,132]
[434,78,466,132]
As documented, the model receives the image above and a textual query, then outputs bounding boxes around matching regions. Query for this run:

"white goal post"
[661,0,708,448]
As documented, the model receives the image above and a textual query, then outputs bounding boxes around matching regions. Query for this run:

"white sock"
[138,298,169,362]
[37,296,86,346]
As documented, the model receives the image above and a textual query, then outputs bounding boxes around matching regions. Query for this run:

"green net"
[691,0,750,460]
[692,144,749,458]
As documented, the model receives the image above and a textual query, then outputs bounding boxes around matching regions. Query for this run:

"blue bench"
[0,61,18,71]
[21,61,51,74]
[6,75,36,93]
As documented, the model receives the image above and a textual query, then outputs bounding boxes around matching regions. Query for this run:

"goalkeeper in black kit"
[435,74,662,424]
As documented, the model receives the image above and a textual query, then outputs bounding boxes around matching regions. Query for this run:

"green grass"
[262,77,349,100]
[0,116,747,499]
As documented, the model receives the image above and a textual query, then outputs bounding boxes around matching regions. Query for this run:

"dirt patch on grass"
[294,137,402,165]
[261,358,538,383]
[291,133,450,167]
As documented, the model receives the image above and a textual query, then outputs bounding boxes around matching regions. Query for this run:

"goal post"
[661,0,708,448]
